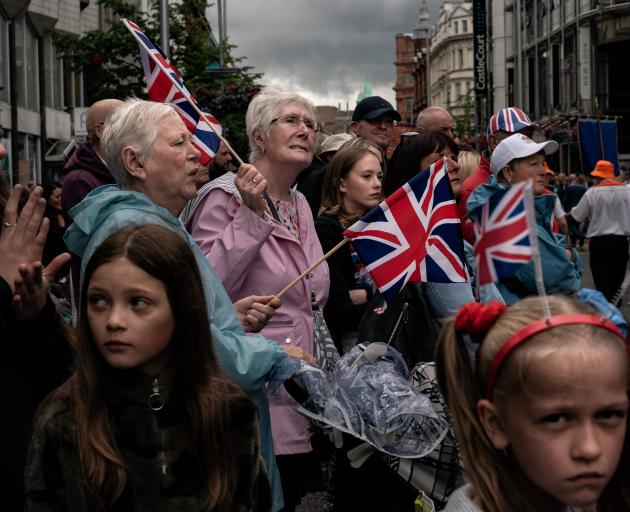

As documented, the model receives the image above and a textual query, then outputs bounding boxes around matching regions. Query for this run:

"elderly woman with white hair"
[63,98,300,511]
[186,86,330,512]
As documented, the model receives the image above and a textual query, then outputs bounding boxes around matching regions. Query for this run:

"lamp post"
[216,0,228,92]
[413,0,432,109]
[160,0,169,57]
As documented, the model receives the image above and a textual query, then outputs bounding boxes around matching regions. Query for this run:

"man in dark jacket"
[61,99,123,215]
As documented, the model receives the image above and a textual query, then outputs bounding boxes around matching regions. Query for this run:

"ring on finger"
[3,221,16,228]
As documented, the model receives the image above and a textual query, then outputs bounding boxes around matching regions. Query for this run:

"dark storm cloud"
[210,1,442,104]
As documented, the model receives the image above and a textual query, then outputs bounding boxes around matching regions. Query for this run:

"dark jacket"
[61,143,115,215]
[25,370,272,512]
[562,183,587,211]
[0,278,73,512]
[296,160,328,218]
[42,206,67,265]
[314,213,367,349]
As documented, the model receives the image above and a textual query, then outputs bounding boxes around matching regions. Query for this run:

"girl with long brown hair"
[26,224,271,512]
[316,137,383,353]
[437,295,630,512]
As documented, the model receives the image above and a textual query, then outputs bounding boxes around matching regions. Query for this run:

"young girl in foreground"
[437,295,630,512]
[25,224,271,511]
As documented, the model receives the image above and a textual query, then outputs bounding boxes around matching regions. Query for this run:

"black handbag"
[357,283,439,368]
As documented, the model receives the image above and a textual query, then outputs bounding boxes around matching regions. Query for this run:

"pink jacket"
[188,176,329,455]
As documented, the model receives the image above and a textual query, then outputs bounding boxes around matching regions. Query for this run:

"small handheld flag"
[123,19,221,165]
[344,157,466,303]
[472,180,536,286]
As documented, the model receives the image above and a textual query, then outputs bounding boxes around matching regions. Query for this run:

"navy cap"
[352,96,401,122]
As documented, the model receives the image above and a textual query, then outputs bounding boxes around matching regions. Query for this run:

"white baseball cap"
[490,133,558,177]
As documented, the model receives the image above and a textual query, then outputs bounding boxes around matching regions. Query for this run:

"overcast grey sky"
[207,1,442,108]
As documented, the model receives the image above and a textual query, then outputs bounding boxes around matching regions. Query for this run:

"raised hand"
[13,253,71,321]
[234,163,267,217]
[0,185,49,293]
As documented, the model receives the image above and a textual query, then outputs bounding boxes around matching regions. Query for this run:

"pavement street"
[577,241,630,319]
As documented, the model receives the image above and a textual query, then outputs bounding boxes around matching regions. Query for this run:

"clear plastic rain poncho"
[278,343,449,459]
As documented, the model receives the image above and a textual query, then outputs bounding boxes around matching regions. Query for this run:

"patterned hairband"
[454,302,627,399]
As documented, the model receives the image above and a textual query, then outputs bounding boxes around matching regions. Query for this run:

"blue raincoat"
[65,185,286,509]
[467,181,582,305]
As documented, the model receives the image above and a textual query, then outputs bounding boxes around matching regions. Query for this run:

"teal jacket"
[467,182,582,305]
[64,185,286,510]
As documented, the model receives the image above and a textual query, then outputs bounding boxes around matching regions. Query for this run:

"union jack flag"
[472,181,536,286]
[123,19,221,165]
[343,157,466,303]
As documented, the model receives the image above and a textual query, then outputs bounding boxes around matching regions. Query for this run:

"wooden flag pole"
[275,239,349,299]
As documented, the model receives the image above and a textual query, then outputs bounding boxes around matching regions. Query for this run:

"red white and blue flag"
[472,180,536,286]
[123,19,221,165]
[343,157,466,303]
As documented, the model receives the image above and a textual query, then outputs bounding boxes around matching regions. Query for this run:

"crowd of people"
[1,87,629,512]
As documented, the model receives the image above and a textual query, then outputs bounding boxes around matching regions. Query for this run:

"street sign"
[73,107,88,136]
[473,0,488,130]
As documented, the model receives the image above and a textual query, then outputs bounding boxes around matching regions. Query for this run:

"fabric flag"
[123,19,221,165]
[578,118,620,176]
[343,157,466,303]
[472,180,535,286]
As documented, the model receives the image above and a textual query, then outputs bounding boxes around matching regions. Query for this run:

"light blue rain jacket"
[65,185,286,510]
[467,181,582,305]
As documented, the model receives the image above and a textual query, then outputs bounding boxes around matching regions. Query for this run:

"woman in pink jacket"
[186,86,329,512]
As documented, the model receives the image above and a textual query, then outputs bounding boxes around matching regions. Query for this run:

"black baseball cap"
[352,96,401,122]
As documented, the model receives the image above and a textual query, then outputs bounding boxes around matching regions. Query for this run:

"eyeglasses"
[271,115,318,132]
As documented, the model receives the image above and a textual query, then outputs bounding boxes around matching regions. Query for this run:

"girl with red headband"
[436,295,629,512]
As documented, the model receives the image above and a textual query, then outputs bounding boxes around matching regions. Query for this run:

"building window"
[455,82,462,100]
[404,72,413,86]
[454,21,459,34]
[15,16,39,111]
[458,49,464,68]
[406,97,414,124]
[551,44,561,109]
[44,35,64,111]
[462,19,468,33]
[538,48,549,115]
[563,31,577,109]
[0,14,9,103]
[527,55,536,114]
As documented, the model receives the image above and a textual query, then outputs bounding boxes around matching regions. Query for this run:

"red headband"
[485,314,625,398]
[454,304,627,399]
